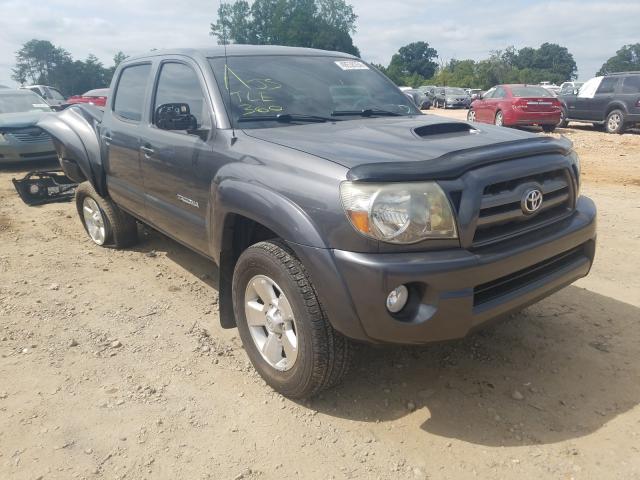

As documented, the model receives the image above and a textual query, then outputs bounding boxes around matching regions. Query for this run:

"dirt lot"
[1,113,639,480]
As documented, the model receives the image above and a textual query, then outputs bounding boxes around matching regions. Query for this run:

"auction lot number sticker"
[335,60,369,70]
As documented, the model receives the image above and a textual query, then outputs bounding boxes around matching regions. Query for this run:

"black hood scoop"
[413,122,478,138]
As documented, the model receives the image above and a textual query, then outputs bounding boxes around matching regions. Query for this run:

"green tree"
[210,0,360,56]
[11,39,72,86]
[12,39,127,96]
[597,43,640,75]
[387,41,438,81]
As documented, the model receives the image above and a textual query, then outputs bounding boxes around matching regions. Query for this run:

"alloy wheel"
[82,197,106,245]
[244,275,298,371]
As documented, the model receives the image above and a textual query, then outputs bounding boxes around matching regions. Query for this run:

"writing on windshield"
[224,65,284,116]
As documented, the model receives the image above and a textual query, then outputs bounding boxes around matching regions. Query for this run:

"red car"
[467,84,562,132]
[66,88,109,108]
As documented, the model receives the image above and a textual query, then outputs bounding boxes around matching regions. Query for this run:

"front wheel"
[232,240,352,398]
[542,125,556,133]
[467,109,477,122]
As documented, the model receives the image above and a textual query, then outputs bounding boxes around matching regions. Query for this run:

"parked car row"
[465,72,640,134]
[19,84,109,110]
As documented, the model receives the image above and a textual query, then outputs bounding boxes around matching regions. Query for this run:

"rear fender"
[37,105,106,196]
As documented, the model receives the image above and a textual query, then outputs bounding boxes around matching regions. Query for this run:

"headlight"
[340,182,458,244]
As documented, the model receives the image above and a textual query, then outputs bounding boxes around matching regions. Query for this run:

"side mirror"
[155,103,198,131]
[477,94,483,100]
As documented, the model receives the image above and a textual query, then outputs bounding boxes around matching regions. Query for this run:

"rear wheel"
[557,108,568,128]
[494,111,504,126]
[605,109,626,134]
[232,240,352,398]
[467,109,477,122]
[75,182,138,248]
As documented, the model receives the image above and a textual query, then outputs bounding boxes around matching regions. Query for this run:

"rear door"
[588,76,620,121]
[139,59,218,255]
[474,87,494,122]
[103,62,152,217]
[620,75,640,117]
[485,86,506,122]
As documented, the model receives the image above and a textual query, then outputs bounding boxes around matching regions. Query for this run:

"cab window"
[113,64,151,122]
[153,62,211,131]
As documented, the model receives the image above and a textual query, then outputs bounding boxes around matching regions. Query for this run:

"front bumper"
[299,196,596,345]
[0,141,58,164]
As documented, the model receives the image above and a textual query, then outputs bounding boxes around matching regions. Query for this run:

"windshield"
[445,88,467,95]
[209,55,420,128]
[0,92,52,113]
[48,88,65,101]
[510,86,553,97]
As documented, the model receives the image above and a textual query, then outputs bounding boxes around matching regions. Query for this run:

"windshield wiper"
[237,113,337,124]
[331,108,403,117]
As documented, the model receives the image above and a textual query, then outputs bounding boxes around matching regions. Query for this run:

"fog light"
[386,285,409,313]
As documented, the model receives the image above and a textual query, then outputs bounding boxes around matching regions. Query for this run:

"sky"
[0,0,638,87]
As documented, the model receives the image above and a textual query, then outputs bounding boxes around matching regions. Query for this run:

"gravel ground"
[1,112,639,480]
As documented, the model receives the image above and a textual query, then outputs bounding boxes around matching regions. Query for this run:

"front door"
[140,60,219,255]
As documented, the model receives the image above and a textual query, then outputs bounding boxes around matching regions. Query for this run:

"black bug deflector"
[347,136,574,182]
[12,170,77,206]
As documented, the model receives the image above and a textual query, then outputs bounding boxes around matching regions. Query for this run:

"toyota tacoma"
[38,46,597,398]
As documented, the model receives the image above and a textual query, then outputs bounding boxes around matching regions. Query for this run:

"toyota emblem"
[522,188,543,214]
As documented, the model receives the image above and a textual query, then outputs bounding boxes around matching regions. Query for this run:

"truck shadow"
[129,228,639,447]
[308,286,640,447]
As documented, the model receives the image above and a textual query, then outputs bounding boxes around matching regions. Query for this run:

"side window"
[113,64,151,122]
[483,88,495,99]
[622,76,640,93]
[153,62,211,131]
[493,87,506,99]
[596,77,618,95]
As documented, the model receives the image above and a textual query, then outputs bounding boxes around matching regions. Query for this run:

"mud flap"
[12,170,77,206]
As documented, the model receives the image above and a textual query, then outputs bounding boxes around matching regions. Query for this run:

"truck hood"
[0,111,50,130]
[242,115,572,180]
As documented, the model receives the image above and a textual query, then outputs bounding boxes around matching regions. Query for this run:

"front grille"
[8,128,51,144]
[473,169,573,247]
[473,245,585,306]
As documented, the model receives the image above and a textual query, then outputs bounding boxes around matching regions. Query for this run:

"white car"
[19,85,66,109]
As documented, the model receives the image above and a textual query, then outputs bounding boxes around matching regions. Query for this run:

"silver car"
[20,85,66,109]
[0,90,57,164]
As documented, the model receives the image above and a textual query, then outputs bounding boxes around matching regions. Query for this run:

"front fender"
[210,179,327,261]
[37,105,106,196]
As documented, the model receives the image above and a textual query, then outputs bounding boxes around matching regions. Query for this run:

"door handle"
[140,145,154,156]
[103,133,112,145]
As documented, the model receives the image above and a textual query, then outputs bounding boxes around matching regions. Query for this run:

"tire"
[542,125,556,133]
[75,181,138,248]
[605,109,626,134]
[494,111,504,126]
[467,109,477,122]
[558,108,568,128]
[232,240,352,398]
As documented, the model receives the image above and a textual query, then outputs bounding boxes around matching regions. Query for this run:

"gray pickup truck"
[39,46,597,398]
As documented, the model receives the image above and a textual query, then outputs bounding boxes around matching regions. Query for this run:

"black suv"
[559,72,640,133]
